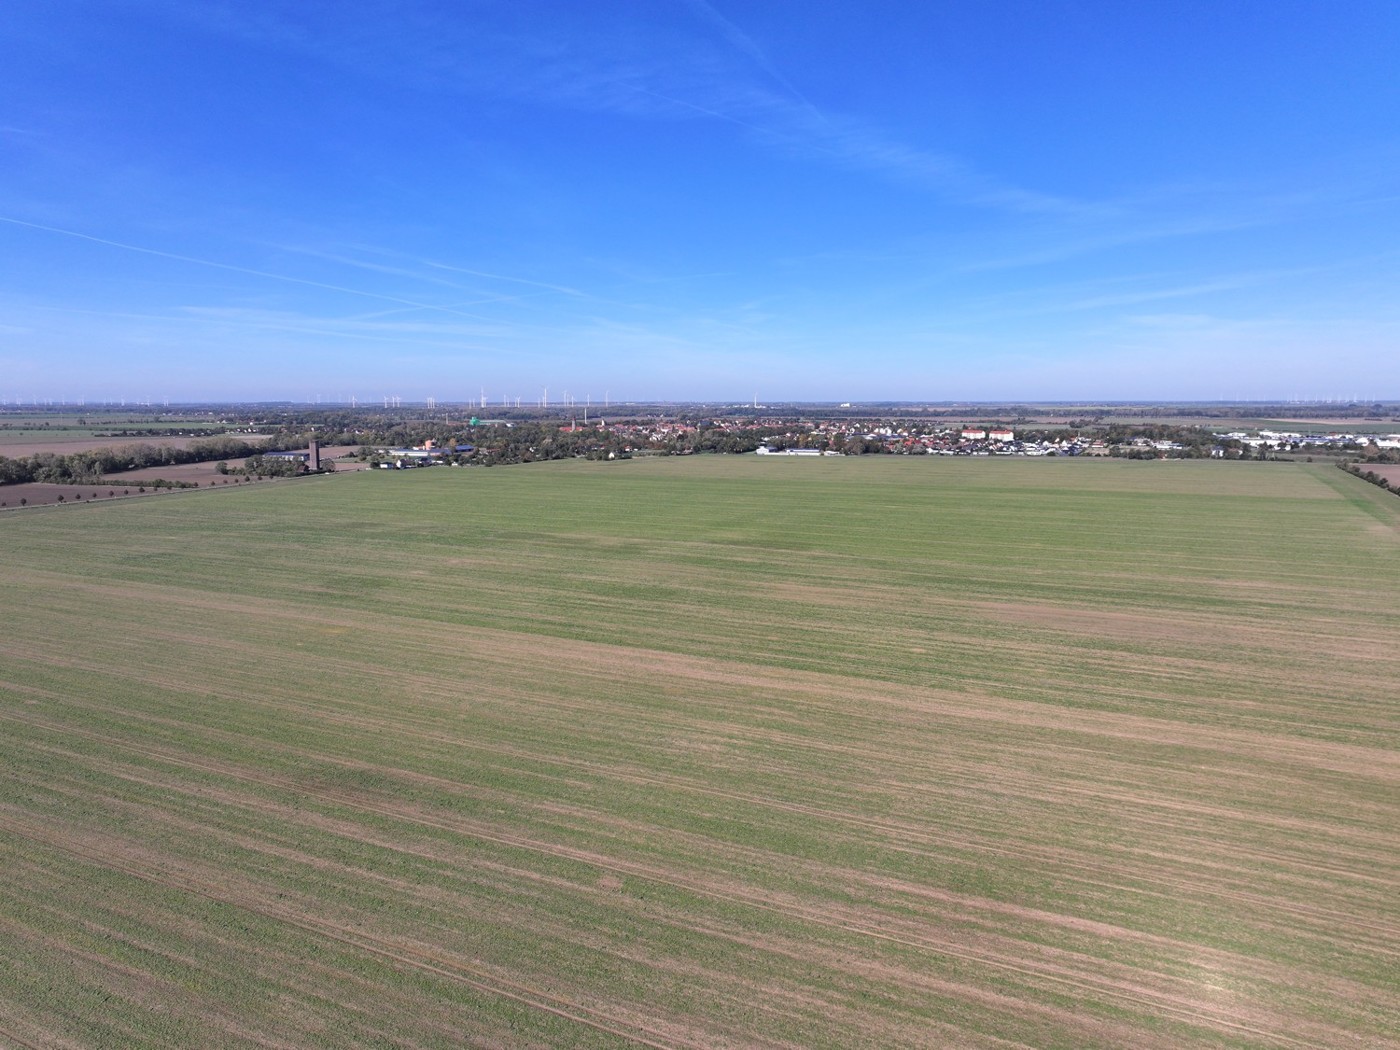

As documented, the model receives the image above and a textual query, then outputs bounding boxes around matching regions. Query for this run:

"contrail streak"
[678,0,831,127]
[0,215,498,321]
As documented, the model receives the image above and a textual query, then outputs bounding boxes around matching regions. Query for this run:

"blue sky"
[3,0,1398,403]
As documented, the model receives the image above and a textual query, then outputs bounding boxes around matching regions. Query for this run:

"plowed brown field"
[1361,463,1400,486]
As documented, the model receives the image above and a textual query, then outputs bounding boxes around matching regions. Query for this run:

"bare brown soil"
[0,447,364,507]
[0,434,227,457]
[107,446,363,483]
[1361,463,1400,485]
[101,461,256,483]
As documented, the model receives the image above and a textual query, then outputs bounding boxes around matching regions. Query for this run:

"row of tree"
[1340,460,1400,495]
[235,455,336,478]
[0,435,296,485]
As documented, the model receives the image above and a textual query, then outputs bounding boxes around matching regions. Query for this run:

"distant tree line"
[0,435,299,485]
[355,420,802,467]
[18,406,1385,483]
[235,453,332,478]
[1339,459,1400,497]
[1354,447,1400,464]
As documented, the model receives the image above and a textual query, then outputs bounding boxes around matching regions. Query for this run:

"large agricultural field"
[0,414,230,457]
[0,457,1397,1048]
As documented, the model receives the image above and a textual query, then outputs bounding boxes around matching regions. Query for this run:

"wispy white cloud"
[0,216,511,322]
[624,84,796,142]
[675,0,830,125]
[270,245,472,291]
[1055,266,1327,313]
[275,241,618,303]
[11,0,1398,401]
[145,0,1084,218]
[105,1,1400,254]
[408,257,590,298]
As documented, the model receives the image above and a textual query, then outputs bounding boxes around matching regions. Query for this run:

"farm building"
[263,441,321,469]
